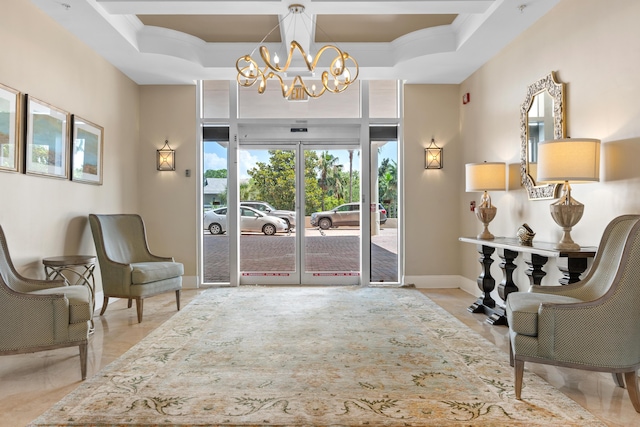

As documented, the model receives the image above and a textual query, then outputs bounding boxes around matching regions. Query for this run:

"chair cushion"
[506,292,582,337]
[131,262,184,284]
[29,285,92,324]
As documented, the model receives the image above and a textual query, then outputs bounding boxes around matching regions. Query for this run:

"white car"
[240,201,296,230]
[204,206,288,236]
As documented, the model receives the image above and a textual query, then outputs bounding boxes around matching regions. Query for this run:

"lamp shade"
[537,138,600,183]
[465,162,506,192]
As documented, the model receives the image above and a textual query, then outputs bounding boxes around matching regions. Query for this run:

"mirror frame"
[520,71,566,200]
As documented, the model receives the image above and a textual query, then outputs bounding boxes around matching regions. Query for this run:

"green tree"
[247,150,296,210]
[318,151,343,211]
[204,169,227,179]
[304,151,323,215]
[378,158,397,218]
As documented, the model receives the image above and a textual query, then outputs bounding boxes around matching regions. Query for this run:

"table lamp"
[465,162,506,239]
[536,138,600,250]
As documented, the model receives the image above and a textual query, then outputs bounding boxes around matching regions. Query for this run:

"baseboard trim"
[403,275,480,297]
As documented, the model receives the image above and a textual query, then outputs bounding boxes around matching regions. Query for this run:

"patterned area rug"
[29,287,604,426]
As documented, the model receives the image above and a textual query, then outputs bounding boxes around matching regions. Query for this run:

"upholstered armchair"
[89,214,183,323]
[506,214,640,412]
[0,225,91,380]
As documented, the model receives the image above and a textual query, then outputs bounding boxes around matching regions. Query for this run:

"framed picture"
[24,95,70,179]
[0,83,21,172]
[71,115,103,185]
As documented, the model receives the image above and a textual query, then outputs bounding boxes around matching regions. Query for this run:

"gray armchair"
[89,214,183,323]
[0,225,91,380]
[506,214,640,412]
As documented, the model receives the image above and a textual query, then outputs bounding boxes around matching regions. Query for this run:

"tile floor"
[0,288,636,426]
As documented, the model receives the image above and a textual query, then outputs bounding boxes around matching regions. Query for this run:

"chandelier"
[236,4,359,100]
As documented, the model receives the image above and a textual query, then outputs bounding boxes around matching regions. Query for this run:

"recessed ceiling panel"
[315,14,457,42]
[138,15,281,43]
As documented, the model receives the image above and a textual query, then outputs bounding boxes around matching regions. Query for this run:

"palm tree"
[318,151,342,210]
[348,149,354,202]
[379,159,398,217]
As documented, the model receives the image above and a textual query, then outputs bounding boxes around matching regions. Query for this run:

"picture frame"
[24,95,70,179]
[71,115,103,185]
[0,83,21,173]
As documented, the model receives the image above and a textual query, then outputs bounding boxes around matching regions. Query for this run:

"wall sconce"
[157,140,175,171]
[425,138,443,169]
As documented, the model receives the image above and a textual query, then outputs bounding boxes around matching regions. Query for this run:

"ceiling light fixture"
[236,4,359,100]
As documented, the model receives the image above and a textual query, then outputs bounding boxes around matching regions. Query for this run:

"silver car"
[310,202,388,230]
[240,201,296,230]
[204,206,288,235]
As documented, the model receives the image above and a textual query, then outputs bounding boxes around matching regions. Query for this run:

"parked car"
[240,201,296,230]
[378,203,388,225]
[204,206,288,235]
[310,202,388,230]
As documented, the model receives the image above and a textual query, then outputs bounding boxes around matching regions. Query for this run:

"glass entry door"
[237,144,360,285]
[302,147,360,285]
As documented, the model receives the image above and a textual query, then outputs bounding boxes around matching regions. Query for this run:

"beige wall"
[0,1,139,285]
[457,0,640,290]
[403,85,462,286]
[139,86,198,284]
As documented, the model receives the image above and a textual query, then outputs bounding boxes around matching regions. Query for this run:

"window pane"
[371,138,399,282]
[369,80,398,118]
[203,135,229,283]
[238,82,360,119]
[203,81,230,118]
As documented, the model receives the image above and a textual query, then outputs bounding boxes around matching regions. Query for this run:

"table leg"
[497,249,519,301]
[524,253,549,286]
[556,257,589,285]
[468,245,497,314]
[487,248,519,326]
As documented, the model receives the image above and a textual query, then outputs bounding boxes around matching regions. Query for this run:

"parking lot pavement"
[203,227,398,283]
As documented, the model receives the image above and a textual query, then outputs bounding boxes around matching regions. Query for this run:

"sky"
[204,141,397,180]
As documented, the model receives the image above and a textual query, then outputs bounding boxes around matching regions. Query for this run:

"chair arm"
[537,297,639,365]
[0,285,69,349]
[530,280,588,299]
[10,276,68,293]
[96,257,135,295]
[147,254,175,262]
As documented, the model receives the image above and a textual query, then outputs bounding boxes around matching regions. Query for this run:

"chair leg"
[99,296,109,316]
[135,297,143,323]
[128,298,133,309]
[509,343,514,367]
[613,372,625,388]
[176,290,181,311]
[514,359,524,399]
[79,342,88,380]
[624,371,640,413]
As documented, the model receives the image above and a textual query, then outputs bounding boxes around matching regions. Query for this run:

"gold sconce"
[425,138,443,169]
[157,140,175,171]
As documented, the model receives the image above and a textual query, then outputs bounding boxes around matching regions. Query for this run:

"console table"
[459,237,597,325]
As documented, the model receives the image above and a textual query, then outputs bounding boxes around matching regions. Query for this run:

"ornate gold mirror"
[520,71,565,199]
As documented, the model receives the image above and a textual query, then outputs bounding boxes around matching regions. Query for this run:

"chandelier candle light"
[465,162,507,239]
[536,138,600,250]
[236,4,359,99]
